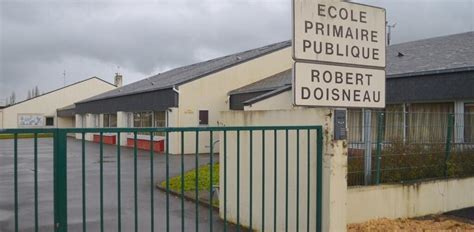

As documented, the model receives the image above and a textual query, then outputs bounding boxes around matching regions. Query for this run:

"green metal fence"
[0,126,323,232]
[348,111,474,186]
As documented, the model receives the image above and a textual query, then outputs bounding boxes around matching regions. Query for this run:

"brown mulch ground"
[348,215,474,232]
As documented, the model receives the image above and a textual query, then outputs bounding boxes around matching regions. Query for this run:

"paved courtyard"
[0,137,234,232]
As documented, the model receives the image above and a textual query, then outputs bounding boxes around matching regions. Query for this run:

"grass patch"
[161,163,219,192]
[0,133,53,139]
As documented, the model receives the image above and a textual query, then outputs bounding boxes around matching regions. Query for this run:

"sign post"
[293,0,386,107]
[292,0,386,230]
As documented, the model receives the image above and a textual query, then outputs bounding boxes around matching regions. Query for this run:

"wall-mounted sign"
[293,0,386,68]
[293,0,386,108]
[293,62,385,108]
[18,114,44,127]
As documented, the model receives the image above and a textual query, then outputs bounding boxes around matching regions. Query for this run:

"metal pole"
[375,112,384,185]
[364,109,373,185]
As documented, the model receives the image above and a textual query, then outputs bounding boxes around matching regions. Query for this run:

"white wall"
[0,110,3,128]
[175,47,292,154]
[347,177,474,224]
[219,108,348,232]
[1,78,116,129]
[57,116,74,128]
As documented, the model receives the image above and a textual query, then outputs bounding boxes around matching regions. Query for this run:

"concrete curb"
[155,184,220,211]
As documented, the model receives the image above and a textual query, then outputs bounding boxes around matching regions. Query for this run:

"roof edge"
[4,76,115,109]
[388,66,474,79]
[76,86,175,104]
[175,41,291,88]
[243,85,292,106]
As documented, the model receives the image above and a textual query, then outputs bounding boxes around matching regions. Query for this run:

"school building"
[67,31,473,153]
[0,77,119,129]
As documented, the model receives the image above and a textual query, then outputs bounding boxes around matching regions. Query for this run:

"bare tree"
[9,92,16,105]
[34,86,40,97]
[27,90,32,99]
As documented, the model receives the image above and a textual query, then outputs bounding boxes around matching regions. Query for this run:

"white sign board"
[18,114,44,127]
[293,62,385,108]
[293,0,386,67]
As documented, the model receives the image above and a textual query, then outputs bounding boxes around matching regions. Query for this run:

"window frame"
[45,116,54,127]
[103,113,118,128]
[464,103,474,143]
[199,110,209,125]
[132,111,167,136]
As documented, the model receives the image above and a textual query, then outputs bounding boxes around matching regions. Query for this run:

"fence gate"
[0,126,323,232]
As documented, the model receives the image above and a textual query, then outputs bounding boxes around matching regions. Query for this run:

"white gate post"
[322,110,348,232]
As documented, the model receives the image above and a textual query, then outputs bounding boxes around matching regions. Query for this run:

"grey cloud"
[1,0,472,102]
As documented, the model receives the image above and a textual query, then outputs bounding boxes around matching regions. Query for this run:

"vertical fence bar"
[195,131,200,232]
[194,131,199,232]
[363,110,373,185]
[316,128,323,232]
[223,131,227,232]
[181,131,185,232]
[273,129,277,232]
[445,113,455,177]
[81,132,86,232]
[209,131,214,232]
[165,132,170,232]
[34,133,38,232]
[100,132,104,232]
[14,133,18,232]
[237,130,240,231]
[133,132,138,232]
[150,133,155,232]
[249,130,253,231]
[261,130,265,232]
[375,113,384,185]
[117,133,122,232]
[285,129,289,232]
[306,129,310,232]
[54,130,68,232]
[296,130,300,232]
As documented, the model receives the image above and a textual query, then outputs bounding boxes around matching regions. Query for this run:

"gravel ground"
[348,215,474,232]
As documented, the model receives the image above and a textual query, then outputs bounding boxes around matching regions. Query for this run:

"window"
[103,113,117,128]
[133,112,153,128]
[154,111,166,128]
[465,104,474,143]
[133,111,166,136]
[199,110,209,125]
[45,117,54,126]
[154,111,166,136]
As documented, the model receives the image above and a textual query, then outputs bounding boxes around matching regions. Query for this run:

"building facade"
[0,77,117,129]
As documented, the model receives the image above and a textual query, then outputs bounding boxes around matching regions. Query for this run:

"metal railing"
[0,125,323,232]
[348,112,474,186]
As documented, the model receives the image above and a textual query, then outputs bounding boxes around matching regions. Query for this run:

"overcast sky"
[1,0,473,104]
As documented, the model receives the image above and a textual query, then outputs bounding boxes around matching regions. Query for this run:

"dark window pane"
[104,113,117,128]
[465,104,474,143]
[199,110,209,125]
[45,117,54,126]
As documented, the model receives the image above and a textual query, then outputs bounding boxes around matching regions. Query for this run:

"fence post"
[363,109,372,185]
[375,112,384,185]
[444,113,454,177]
[54,129,68,232]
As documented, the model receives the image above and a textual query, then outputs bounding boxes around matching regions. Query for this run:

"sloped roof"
[387,31,474,77]
[4,77,115,109]
[80,31,473,104]
[229,69,292,95]
[229,31,474,96]
[79,41,292,103]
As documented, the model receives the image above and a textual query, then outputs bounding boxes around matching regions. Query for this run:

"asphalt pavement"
[0,137,234,232]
